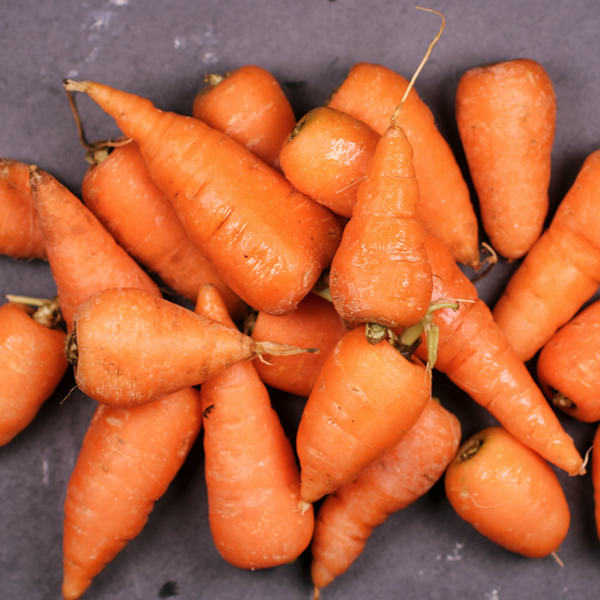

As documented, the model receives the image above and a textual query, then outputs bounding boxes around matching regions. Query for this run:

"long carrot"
[64,79,342,316]
[493,149,600,362]
[310,397,460,594]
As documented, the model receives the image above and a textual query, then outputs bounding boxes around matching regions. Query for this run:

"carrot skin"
[593,423,600,542]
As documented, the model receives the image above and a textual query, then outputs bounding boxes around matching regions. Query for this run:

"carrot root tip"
[63,79,90,94]
[298,500,312,515]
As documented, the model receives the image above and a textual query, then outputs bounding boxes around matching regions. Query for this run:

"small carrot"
[0,158,46,260]
[192,64,296,169]
[493,149,600,362]
[64,78,342,316]
[456,58,556,259]
[0,296,68,446]
[310,397,460,594]
[445,426,570,558]
[593,423,600,542]
[196,283,314,569]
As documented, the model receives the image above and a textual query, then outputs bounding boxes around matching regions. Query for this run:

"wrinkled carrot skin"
[297,325,431,504]
[62,387,202,600]
[192,65,296,169]
[279,107,380,218]
[537,300,600,422]
[456,59,556,259]
[29,167,161,332]
[328,62,479,268]
[311,398,460,591]
[251,293,348,397]
[0,158,46,260]
[81,141,246,320]
[593,424,600,542]
[416,235,583,476]
[72,80,342,316]
[329,124,432,328]
[72,287,259,407]
[196,284,314,569]
[0,302,68,446]
[493,150,600,362]
[445,427,570,558]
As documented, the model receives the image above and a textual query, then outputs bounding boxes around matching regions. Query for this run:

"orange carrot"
[328,62,480,268]
[445,426,570,558]
[593,423,600,542]
[311,397,460,593]
[0,297,67,446]
[62,386,202,600]
[456,59,556,259]
[0,158,46,260]
[493,149,600,362]
[537,299,600,423]
[192,64,296,169]
[64,79,342,316]
[415,234,584,476]
[196,283,314,569]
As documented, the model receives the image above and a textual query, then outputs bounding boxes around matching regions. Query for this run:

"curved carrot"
[64,79,342,316]
[196,284,314,569]
[192,64,296,169]
[0,158,46,260]
[445,426,570,558]
[493,149,600,361]
[456,59,556,259]
[62,387,202,600]
[416,234,583,476]
[328,62,480,268]
[311,398,460,593]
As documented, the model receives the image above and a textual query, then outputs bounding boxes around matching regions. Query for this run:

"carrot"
[0,158,46,260]
[0,296,68,446]
[310,397,461,593]
[328,62,480,269]
[64,79,342,316]
[593,423,600,542]
[29,166,161,331]
[445,426,570,558]
[196,283,314,569]
[62,386,202,600]
[192,64,296,169]
[456,59,556,259]
[249,292,348,397]
[537,299,600,423]
[416,234,584,476]
[493,149,600,362]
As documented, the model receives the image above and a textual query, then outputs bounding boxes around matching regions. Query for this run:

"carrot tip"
[298,500,312,515]
[63,79,90,94]
[312,586,321,600]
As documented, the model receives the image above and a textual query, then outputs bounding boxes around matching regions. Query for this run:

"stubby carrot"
[456,59,556,259]
[445,427,570,558]
[192,64,296,169]
[415,234,584,476]
[197,284,314,569]
[493,149,600,362]
[62,387,202,600]
[311,398,460,594]
[0,158,46,260]
[64,79,342,316]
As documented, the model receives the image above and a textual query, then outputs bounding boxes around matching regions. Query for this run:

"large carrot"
[456,58,556,259]
[493,149,600,361]
[310,398,460,594]
[416,234,584,476]
[196,284,314,569]
[64,79,342,316]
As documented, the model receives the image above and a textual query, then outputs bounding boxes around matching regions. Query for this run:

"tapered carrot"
[311,398,460,593]
[0,158,46,260]
[64,79,342,316]
[493,149,600,362]
[445,427,570,558]
[192,64,296,169]
[593,424,600,542]
[196,284,314,569]
[415,234,584,476]
[0,297,68,446]
[456,59,556,259]
[328,62,480,268]
[62,386,202,600]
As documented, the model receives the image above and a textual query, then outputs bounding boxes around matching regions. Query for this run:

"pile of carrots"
[3,11,600,599]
